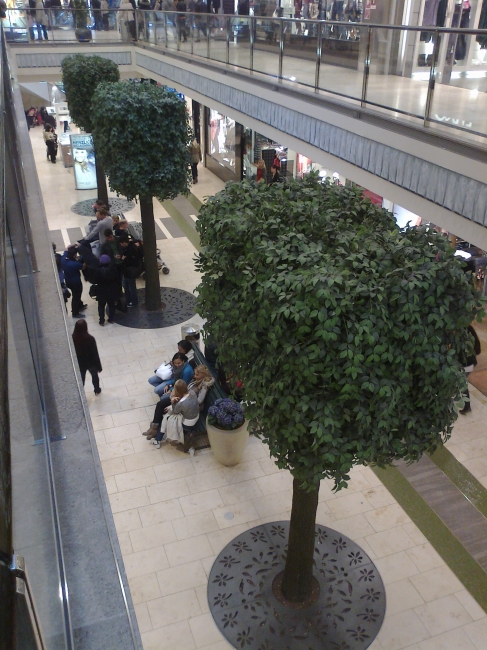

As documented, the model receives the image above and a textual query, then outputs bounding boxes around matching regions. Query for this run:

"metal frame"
[424,30,441,127]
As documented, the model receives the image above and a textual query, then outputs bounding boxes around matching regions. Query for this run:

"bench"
[182,343,228,453]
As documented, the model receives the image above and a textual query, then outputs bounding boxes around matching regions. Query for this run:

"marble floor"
[30,125,487,650]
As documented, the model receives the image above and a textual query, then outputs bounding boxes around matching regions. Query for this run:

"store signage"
[434,114,472,129]
[70,134,97,191]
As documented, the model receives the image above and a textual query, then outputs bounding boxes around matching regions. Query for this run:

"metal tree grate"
[208,521,386,650]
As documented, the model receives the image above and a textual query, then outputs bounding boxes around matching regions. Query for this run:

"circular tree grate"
[208,521,386,650]
[113,287,197,329]
[71,197,135,216]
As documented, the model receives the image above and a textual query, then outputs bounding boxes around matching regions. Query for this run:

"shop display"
[70,133,97,190]
[208,109,236,173]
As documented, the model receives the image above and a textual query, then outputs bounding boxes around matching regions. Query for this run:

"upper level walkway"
[5,11,487,248]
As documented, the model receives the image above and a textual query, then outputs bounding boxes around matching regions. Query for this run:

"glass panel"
[229,17,251,70]
[318,22,365,101]
[192,12,209,57]
[282,18,317,87]
[208,12,227,64]
[429,30,487,138]
[164,9,179,50]
[173,8,191,52]
[367,26,428,120]
[4,10,30,43]
[119,7,137,43]
[253,16,280,79]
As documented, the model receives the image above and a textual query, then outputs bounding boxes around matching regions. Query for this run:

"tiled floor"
[31,125,487,650]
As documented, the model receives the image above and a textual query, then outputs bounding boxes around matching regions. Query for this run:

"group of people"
[59,199,145,325]
[70,325,216,458]
[255,158,283,184]
[142,339,215,451]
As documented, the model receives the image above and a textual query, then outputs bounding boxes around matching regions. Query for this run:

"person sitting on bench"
[149,380,199,449]
[143,365,214,441]
[148,350,194,397]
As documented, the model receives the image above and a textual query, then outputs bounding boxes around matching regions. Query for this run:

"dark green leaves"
[195,175,485,490]
[61,54,120,133]
[91,80,192,201]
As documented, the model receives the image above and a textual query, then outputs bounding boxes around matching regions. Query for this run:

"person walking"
[72,319,102,395]
[43,124,57,163]
[94,254,120,326]
[61,246,87,318]
[460,324,481,414]
[176,0,188,41]
[190,138,202,183]
[35,0,49,39]
[100,0,110,29]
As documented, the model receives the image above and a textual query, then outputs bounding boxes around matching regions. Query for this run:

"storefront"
[204,107,244,182]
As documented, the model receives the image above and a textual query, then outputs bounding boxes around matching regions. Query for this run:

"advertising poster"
[70,133,97,190]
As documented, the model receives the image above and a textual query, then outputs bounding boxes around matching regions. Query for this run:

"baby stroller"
[127,219,170,274]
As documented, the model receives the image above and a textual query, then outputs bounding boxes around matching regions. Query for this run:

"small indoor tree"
[196,174,484,603]
[61,54,120,204]
[91,80,192,310]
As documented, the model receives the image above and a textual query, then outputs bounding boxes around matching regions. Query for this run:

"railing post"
[278,19,284,81]
[250,16,254,72]
[361,25,371,108]
[134,9,138,41]
[226,15,230,64]
[164,11,168,48]
[190,11,194,54]
[315,21,322,91]
[206,14,210,58]
[424,30,440,127]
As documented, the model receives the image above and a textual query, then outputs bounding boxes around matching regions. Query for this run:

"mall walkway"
[31,124,487,650]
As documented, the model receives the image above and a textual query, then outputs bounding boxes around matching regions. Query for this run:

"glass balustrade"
[5,10,487,141]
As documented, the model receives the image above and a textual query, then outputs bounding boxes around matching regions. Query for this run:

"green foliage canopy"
[61,54,120,132]
[91,81,192,201]
[196,175,485,490]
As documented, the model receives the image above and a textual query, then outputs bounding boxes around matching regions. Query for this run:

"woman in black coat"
[72,319,103,394]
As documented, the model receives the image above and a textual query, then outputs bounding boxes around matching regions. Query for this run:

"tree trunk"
[94,157,108,206]
[139,195,162,311]
[281,479,319,602]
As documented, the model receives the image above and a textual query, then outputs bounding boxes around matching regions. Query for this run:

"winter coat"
[61,253,83,286]
[35,0,48,24]
[100,238,124,265]
[73,334,102,372]
[166,362,194,389]
[190,141,202,164]
[122,241,144,278]
[171,390,200,422]
[94,265,120,302]
[462,325,481,369]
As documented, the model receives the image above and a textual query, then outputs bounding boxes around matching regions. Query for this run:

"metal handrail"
[5,11,487,139]
[1,23,75,650]
[6,7,487,34]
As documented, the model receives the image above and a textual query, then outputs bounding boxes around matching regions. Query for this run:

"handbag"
[116,294,128,313]
[155,363,173,381]
[89,284,99,299]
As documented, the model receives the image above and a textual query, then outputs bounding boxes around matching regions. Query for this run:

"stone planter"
[206,419,249,467]
[75,27,92,42]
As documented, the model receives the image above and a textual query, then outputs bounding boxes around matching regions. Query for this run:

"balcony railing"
[5,9,487,141]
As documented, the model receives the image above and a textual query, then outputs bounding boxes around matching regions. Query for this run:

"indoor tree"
[91,80,192,310]
[196,174,484,603]
[61,54,120,204]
